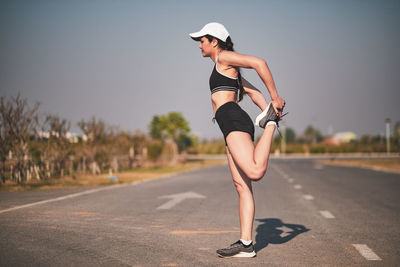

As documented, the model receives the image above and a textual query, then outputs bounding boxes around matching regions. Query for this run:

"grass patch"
[320,158,400,174]
[0,159,227,192]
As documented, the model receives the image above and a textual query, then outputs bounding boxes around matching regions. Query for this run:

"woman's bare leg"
[225,124,276,180]
[226,146,254,241]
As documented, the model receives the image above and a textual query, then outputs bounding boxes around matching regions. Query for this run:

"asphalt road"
[0,159,399,266]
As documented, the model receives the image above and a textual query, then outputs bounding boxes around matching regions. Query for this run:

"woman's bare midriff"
[212,91,238,115]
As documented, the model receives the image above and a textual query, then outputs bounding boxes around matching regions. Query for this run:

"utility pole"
[386,118,391,154]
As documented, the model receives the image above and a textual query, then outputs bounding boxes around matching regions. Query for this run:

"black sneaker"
[254,102,280,129]
[216,240,256,258]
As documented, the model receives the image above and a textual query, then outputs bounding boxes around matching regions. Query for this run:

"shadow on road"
[254,218,310,253]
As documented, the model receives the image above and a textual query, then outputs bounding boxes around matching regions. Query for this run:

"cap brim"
[189,31,204,41]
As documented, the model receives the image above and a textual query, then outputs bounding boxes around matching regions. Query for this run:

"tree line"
[1,94,398,184]
[194,124,400,155]
[271,124,400,155]
[0,95,195,184]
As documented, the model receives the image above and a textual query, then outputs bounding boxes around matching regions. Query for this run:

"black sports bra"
[209,58,239,94]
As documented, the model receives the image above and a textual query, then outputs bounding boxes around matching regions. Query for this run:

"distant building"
[66,132,79,143]
[37,131,80,143]
[37,131,59,139]
[82,134,88,142]
[334,132,357,143]
[323,132,357,145]
[323,136,340,146]
[37,131,50,139]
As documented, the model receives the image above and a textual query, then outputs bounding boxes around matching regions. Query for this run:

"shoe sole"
[217,251,256,258]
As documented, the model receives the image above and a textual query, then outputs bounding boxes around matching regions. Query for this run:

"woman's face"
[198,36,213,57]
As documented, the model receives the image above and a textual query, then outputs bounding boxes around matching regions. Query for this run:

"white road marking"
[294,184,302,190]
[157,191,206,210]
[320,210,335,219]
[272,165,288,178]
[352,244,382,261]
[0,183,129,214]
[288,178,294,183]
[303,194,314,200]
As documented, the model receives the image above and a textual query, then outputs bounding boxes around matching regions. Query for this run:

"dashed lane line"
[294,184,302,190]
[274,164,384,262]
[303,194,314,200]
[352,244,382,261]
[320,210,335,219]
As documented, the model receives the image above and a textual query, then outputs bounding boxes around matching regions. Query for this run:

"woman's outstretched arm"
[242,77,268,111]
[218,51,285,116]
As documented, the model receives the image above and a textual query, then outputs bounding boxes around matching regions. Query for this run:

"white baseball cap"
[189,22,230,42]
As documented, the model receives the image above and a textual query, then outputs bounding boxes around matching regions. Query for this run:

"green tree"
[149,112,192,165]
[177,134,194,153]
[393,121,400,152]
[149,115,163,140]
[149,112,191,144]
[147,142,163,162]
[285,127,296,143]
[303,125,323,144]
[394,121,400,137]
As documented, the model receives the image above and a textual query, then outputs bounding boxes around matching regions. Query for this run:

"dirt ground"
[0,159,227,192]
[320,158,400,174]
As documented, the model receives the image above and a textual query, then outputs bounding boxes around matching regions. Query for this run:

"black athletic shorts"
[214,101,255,145]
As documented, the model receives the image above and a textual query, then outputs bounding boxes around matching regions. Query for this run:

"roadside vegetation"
[0,94,398,191]
[0,159,226,192]
[0,94,224,190]
[320,158,400,174]
[194,124,400,155]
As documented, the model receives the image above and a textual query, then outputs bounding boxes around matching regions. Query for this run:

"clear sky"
[1,0,399,139]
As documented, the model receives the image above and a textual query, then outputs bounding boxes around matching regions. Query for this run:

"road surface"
[0,158,399,266]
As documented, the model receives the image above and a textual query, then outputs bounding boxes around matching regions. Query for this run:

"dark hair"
[205,35,246,102]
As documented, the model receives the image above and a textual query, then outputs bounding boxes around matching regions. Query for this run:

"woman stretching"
[189,22,286,258]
